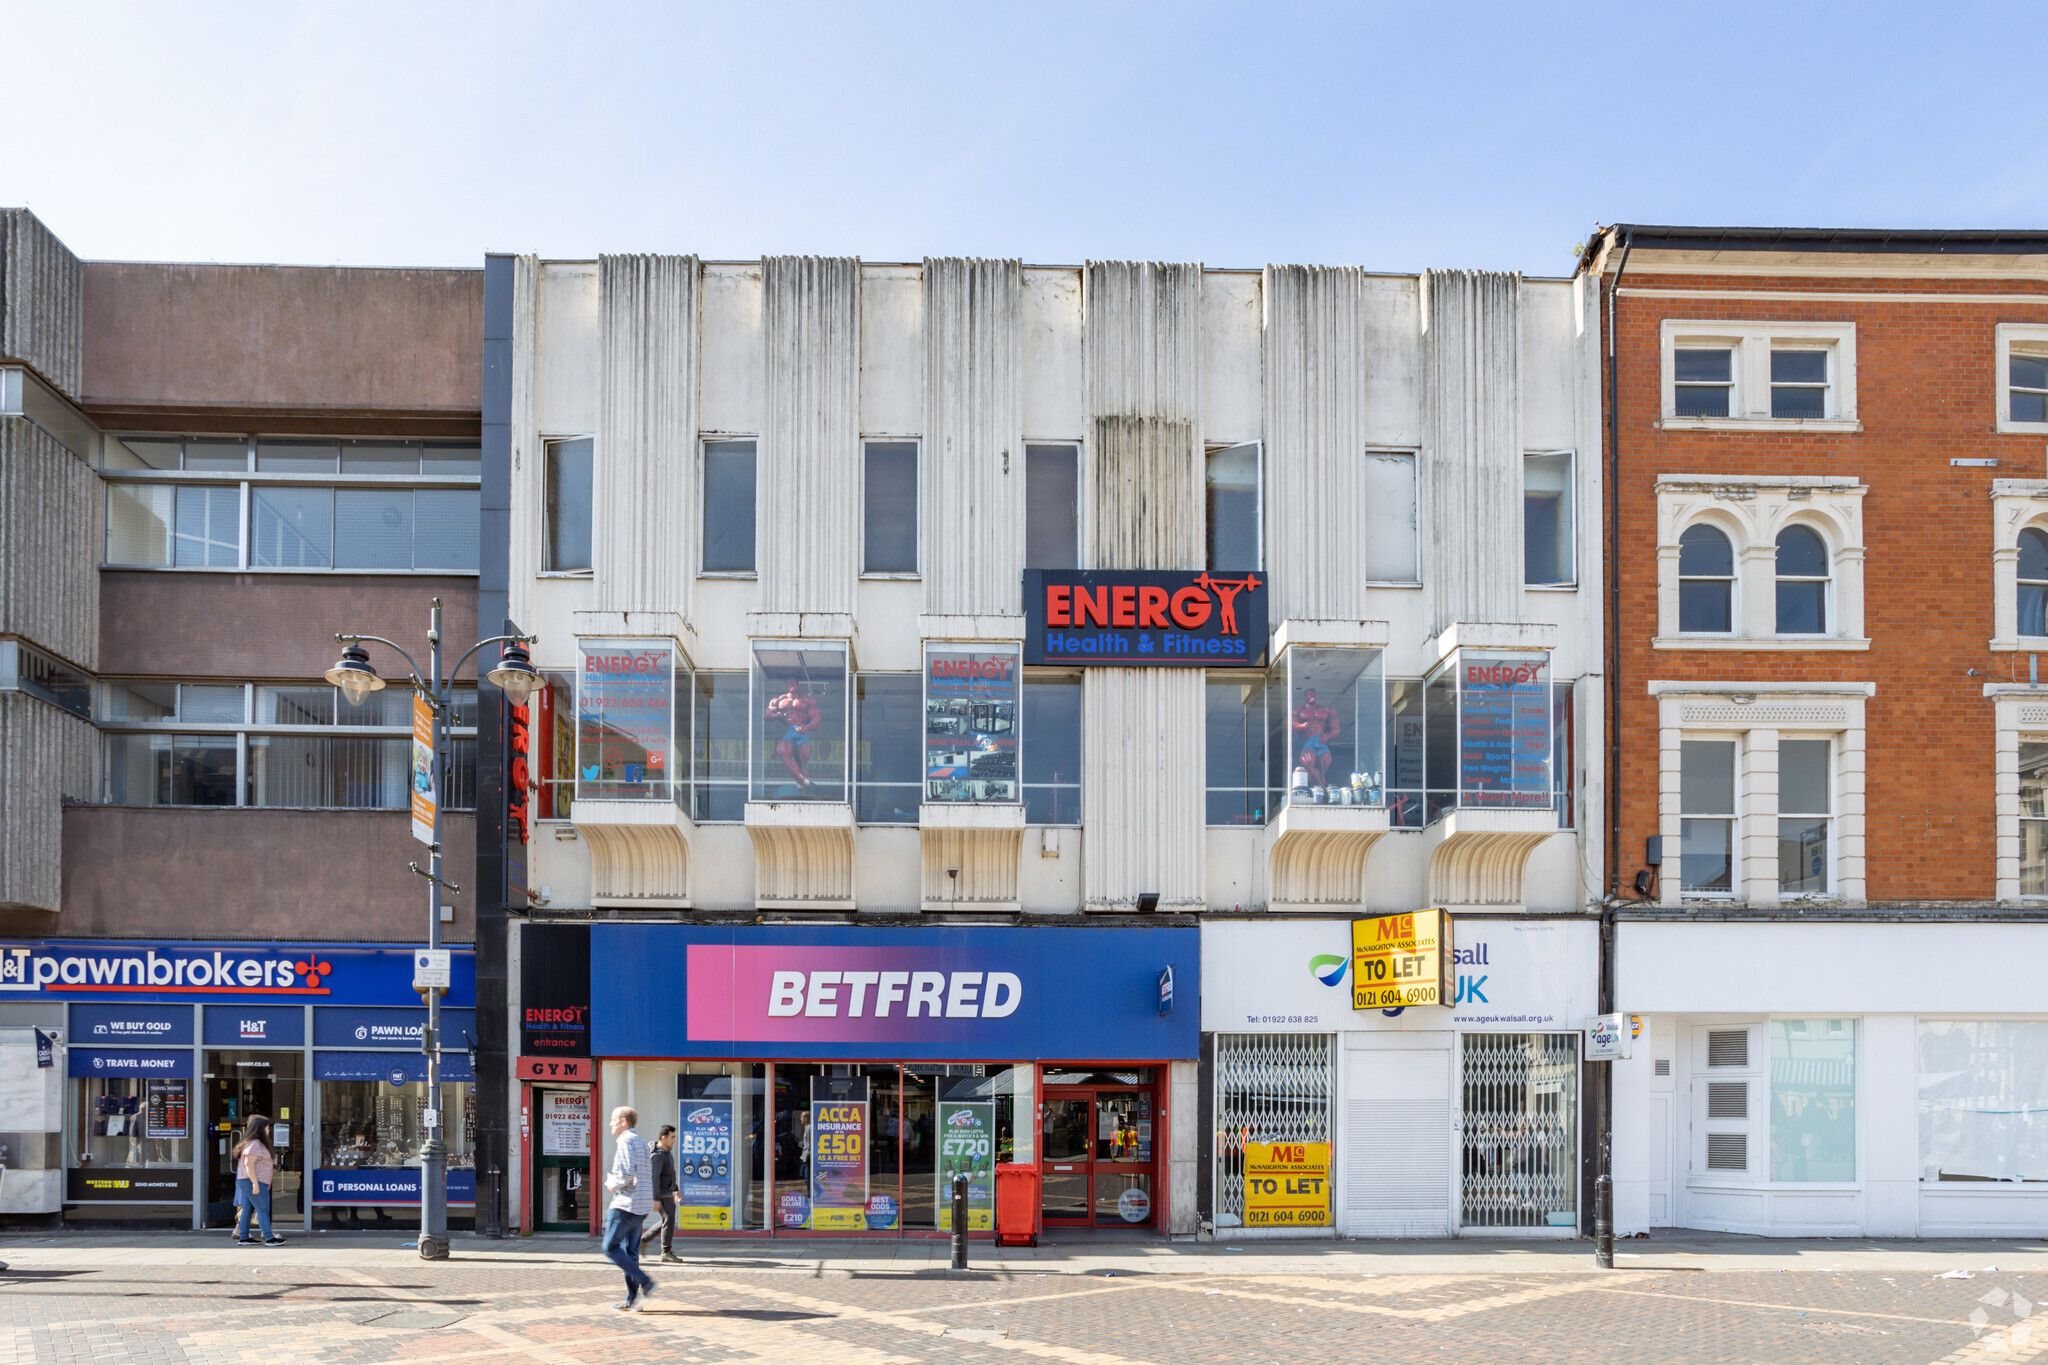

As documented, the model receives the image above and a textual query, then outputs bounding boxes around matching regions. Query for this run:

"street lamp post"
[326,598,538,1261]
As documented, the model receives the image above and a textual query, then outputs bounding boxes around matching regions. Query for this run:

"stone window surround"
[1986,684,2048,901]
[1988,480,2048,651]
[1654,476,1870,651]
[1659,319,1860,433]
[1995,323,2048,436]
[1652,681,1871,905]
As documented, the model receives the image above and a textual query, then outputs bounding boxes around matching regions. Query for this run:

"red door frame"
[1036,1070,1164,1230]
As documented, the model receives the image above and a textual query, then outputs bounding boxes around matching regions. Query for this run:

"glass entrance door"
[203,1050,305,1228]
[1039,1084,1157,1228]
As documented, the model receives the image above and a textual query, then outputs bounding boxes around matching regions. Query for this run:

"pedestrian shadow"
[659,1308,832,1322]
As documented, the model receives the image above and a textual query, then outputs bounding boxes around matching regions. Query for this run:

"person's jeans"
[236,1178,272,1240]
[641,1195,676,1255]
[601,1209,654,1294]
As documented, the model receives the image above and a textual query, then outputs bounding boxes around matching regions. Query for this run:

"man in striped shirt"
[602,1106,658,1311]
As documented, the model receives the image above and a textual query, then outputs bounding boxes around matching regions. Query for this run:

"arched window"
[1678,524,1734,633]
[2020,528,2048,638]
[1775,524,1829,635]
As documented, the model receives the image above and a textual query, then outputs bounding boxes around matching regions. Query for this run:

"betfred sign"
[1023,570,1267,666]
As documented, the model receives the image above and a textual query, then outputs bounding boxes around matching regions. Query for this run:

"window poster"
[924,647,1019,803]
[808,1077,869,1231]
[144,1078,188,1139]
[674,1099,734,1230]
[1458,653,1550,806]
[935,1100,995,1232]
[577,642,673,798]
[539,1090,592,1157]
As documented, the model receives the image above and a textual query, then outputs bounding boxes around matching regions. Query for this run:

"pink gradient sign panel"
[686,945,1026,1046]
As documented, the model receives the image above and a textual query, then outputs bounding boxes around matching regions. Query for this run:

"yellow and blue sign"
[1243,1141,1330,1227]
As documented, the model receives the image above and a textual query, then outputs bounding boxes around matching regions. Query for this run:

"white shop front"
[1612,918,2048,1238]
[1200,916,1599,1239]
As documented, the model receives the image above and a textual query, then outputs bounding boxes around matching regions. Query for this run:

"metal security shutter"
[1213,1033,1335,1229]
[1342,1041,1451,1237]
[1459,1033,1579,1230]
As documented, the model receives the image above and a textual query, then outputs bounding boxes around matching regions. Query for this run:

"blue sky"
[6,1,2042,274]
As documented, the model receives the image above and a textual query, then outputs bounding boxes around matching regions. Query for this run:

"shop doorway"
[202,1050,305,1228]
[531,1086,593,1232]
[1039,1073,1157,1229]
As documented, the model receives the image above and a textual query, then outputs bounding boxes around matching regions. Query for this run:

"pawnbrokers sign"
[1023,570,1267,666]
[1351,910,1454,1010]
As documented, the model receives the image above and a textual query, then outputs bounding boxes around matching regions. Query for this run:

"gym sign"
[1022,570,1267,667]
[1351,910,1454,1010]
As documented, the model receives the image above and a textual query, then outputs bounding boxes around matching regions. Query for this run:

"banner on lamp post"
[410,692,436,846]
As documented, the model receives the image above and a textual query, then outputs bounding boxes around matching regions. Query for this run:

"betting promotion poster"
[674,1099,734,1231]
[809,1090,869,1231]
[410,691,436,845]
[935,1100,995,1232]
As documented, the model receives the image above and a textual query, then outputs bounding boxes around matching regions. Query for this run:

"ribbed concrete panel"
[922,258,1023,617]
[0,417,99,668]
[1084,261,1203,571]
[1421,270,1522,634]
[0,693,95,914]
[759,257,860,618]
[1264,265,1377,621]
[0,210,83,399]
[1082,667,1204,911]
[596,255,700,618]
[506,255,541,631]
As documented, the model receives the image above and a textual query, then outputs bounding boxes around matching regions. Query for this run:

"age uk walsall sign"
[1351,910,1454,1010]
[1023,570,1267,667]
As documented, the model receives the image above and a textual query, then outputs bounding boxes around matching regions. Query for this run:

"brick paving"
[4,1255,2048,1364]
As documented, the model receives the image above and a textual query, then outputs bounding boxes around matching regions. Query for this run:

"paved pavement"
[3,1231,2047,1363]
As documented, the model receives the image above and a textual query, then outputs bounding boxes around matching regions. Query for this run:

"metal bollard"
[486,1165,504,1238]
[950,1174,969,1270]
[1594,1173,1613,1269]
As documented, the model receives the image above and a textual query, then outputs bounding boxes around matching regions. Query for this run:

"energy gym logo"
[1308,954,1348,988]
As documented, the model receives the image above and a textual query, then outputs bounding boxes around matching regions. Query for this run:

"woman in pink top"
[232,1116,284,1245]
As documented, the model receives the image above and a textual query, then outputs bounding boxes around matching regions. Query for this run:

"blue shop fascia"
[0,939,475,1229]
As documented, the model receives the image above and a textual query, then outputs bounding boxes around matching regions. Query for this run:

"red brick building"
[1585,226,2048,1238]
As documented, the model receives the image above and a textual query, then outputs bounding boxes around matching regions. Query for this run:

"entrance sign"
[1351,910,1454,1010]
[539,1090,591,1156]
[936,1101,996,1231]
[674,1099,735,1230]
[411,691,437,845]
[1242,1141,1330,1227]
[1023,569,1268,667]
[809,1077,869,1231]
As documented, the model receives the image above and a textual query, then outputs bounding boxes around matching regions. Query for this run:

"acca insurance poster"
[674,1099,734,1230]
[808,1077,870,1231]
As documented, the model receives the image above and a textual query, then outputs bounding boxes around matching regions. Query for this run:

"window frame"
[699,434,760,578]
[1775,735,1835,898]
[1020,669,1083,827]
[1772,522,1834,637]
[1023,439,1083,572]
[1203,440,1263,573]
[1654,480,1868,651]
[1676,521,1737,635]
[859,437,921,578]
[2021,735,2048,899]
[540,434,595,576]
[1677,735,1739,900]
[1522,449,1577,588]
[1996,324,2048,435]
[1362,448,1421,585]
[1659,322,1859,433]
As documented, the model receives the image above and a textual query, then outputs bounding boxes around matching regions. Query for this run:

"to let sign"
[1351,909,1454,1010]
[1242,1141,1331,1227]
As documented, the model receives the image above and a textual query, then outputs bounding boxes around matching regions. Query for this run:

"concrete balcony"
[919,803,1025,913]
[1423,807,1559,911]
[1263,803,1391,911]
[745,801,855,911]
[572,799,693,909]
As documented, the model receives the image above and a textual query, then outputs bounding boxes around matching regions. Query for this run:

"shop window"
[1025,443,1079,570]
[1279,648,1384,809]
[1523,452,1574,586]
[1364,452,1418,582]
[1205,674,1269,826]
[1461,1033,1579,1229]
[1678,524,1735,634]
[316,1075,474,1229]
[1778,739,1832,896]
[1775,525,1830,635]
[1419,649,1550,821]
[1919,1020,2048,1183]
[1674,347,1734,417]
[73,1074,193,1173]
[2020,530,2048,638]
[575,640,684,803]
[1212,1033,1333,1229]
[676,1064,770,1231]
[1770,1020,1854,1182]
[862,440,918,574]
[702,438,757,574]
[1021,673,1081,825]
[1680,739,1736,896]
[750,641,849,803]
[692,670,749,822]
[924,645,1019,805]
[854,674,921,823]
[542,437,593,572]
[1205,443,1260,571]
[2021,740,2048,897]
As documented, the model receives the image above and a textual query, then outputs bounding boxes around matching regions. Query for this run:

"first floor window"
[1680,739,1736,894]
[854,674,921,823]
[1678,524,1734,633]
[692,670,749,821]
[1771,1020,1855,1182]
[2022,739,2048,896]
[2021,529,2048,638]
[1777,739,1832,895]
[862,440,918,573]
[1919,1020,2048,1183]
[1205,675,1268,825]
[545,437,593,572]
[1775,525,1829,635]
[1021,674,1081,825]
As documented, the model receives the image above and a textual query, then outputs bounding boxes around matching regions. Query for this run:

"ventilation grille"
[1654,1059,1672,1077]
[1707,1029,1749,1068]
[1706,1133,1747,1171]
[1707,1081,1747,1119]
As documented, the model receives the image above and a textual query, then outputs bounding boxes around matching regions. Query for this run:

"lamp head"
[487,639,541,707]
[324,642,386,708]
